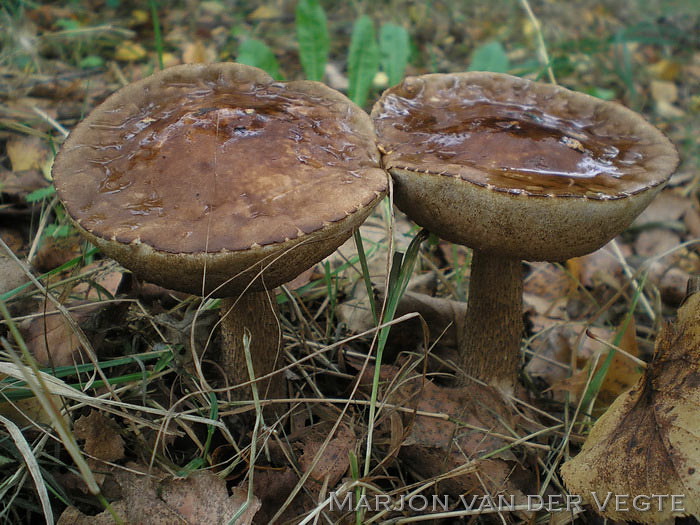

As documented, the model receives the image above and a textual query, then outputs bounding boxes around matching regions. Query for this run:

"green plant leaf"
[25,185,55,203]
[348,15,380,107]
[237,38,283,80]
[468,41,510,73]
[79,55,104,69]
[295,0,329,81]
[379,23,410,86]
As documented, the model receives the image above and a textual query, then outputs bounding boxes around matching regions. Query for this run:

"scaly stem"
[458,251,523,391]
[219,292,285,406]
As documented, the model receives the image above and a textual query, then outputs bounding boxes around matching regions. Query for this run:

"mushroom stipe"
[53,62,388,411]
[372,71,679,392]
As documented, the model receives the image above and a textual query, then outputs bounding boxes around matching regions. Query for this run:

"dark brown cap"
[54,63,387,296]
[371,72,679,261]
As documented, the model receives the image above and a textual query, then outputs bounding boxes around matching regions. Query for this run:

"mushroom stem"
[458,252,523,391]
[219,291,285,404]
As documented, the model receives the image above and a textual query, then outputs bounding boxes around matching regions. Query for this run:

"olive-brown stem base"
[458,252,523,391]
[219,292,286,407]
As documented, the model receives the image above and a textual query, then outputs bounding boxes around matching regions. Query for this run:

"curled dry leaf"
[561,292,700,523]
[542,320,643,407]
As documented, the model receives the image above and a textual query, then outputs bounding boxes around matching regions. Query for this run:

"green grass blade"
[363,229,428,477]
[347,15,380,107]
[379,23,410,86]
[237,38,283,80]
[0,301,103,497]
[0,247,100,302]
[580,273,647,411]
[468,40,510,72]
[0,415,53,524]
[353,229,378,325]
[295,0,329,81]
[148,0,164,70]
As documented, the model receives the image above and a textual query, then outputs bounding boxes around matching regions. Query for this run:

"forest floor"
[1,0,699,523]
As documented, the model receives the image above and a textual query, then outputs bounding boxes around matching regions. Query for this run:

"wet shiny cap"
[54,63,387,295]
[371,72,679,260]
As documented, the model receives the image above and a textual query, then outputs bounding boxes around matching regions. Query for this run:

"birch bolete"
[372,72,678,391]
[53,62,387,404]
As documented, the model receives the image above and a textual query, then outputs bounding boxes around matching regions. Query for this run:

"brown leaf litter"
[561,291,700,523]
[59,465,259,525]
[356,365,531,506]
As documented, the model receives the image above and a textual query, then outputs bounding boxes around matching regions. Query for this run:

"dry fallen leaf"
[576,240,630,290]
[361,365,528,500]
[182,40,216,64]
[547,321,643,406]
[23,301,99,367]
[298,423,356,492]
[72,260,123,301]
[0,253,29,297]
[114,41,147,61]
[32,236,82,273]
[561,292,700,523]
[647,58,681,81]
[0,166,48,198]
[650,79,685,119]
[73,410,124,462]
[6,135,53,174]
[58,466,259,524]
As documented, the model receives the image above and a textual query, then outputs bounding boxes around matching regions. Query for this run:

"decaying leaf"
[32,236,82,273]
[72,260,123,301]
[561,292,700,523]
[361,365,528,500]
[0,253,29,297]
[73,410,124,462]
[575,240,628,290]
[182,40,217,64]
[23,301,99,367]
[114,41,147,61]
[650,79,685,118]
[58,466,259,524]
[0,165,48,198]
[543,321,643,406]
[298,423,356,491]
[6,135,52,174]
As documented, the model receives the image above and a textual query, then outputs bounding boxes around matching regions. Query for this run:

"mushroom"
[53,63,387,404]
[371,72,679,391]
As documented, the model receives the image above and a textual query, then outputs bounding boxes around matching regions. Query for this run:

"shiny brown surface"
[372,73,677,198]
[54,63,386,254]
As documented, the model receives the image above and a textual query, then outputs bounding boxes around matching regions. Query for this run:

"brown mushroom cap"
[54,63,387,296]
[371,72,679,261]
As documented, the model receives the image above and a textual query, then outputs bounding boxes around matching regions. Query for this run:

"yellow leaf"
[129,9,149,25]
[6,136,52,173]
[248,5,282,20]
[648,59,681,81]
[114,41,146,62]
